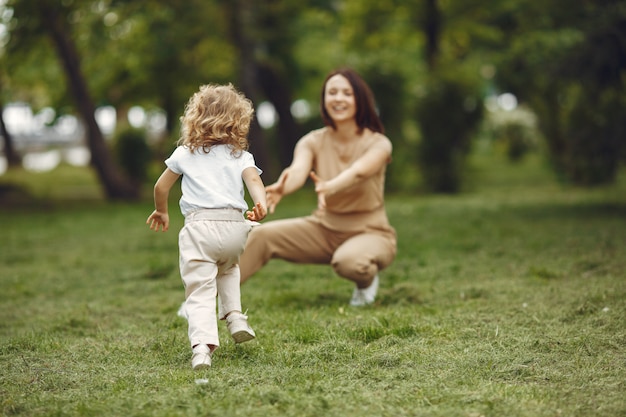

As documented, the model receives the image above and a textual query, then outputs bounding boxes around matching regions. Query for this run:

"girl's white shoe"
[191,344,212,370]
[226,312,256,343]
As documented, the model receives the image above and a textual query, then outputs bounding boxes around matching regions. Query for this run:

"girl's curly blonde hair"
[178,83,254,154]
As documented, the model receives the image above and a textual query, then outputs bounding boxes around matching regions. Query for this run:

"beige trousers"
[240,216,397,287]
[179,209,251,348]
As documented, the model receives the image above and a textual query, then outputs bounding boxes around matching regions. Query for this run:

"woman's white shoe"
[350,274,379,306]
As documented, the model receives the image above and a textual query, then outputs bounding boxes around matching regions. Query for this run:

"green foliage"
[415,70,484,192]
[558,88,625,185]
[496,0,626,185]
[2,0,625,194]
[1,0,69,109]
[113,126,152,183]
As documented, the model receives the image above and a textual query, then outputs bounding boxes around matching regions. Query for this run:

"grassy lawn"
[1,151,625,417]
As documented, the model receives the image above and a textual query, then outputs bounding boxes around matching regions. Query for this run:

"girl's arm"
[146,168,180,232]
[242,167,267,221]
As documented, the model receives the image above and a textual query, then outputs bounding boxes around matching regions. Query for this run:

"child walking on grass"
[146,83,267,370]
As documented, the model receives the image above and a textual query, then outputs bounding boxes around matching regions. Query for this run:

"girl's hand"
[246,202,267,222]
[146,211,170,232]
[309,171,327,210]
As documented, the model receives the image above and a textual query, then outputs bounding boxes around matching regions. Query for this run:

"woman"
[240,68,397,306]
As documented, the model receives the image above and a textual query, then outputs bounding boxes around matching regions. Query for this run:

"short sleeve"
[164,147,184,174]
[240,151,262,176]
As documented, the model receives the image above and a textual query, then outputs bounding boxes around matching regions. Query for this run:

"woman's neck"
[332,120,360,142]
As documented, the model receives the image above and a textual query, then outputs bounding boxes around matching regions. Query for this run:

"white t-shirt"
[165,144,262,216]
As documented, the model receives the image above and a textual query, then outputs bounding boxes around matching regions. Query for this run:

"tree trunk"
[257,63,300,168]
[424,0,441,71]
[39,1,139,200]
[0,100,22,168]
[225,0,274,179]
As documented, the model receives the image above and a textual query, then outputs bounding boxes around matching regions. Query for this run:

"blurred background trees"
[1,0,624,199]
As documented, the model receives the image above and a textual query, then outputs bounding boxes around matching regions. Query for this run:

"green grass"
[1,151,625,417]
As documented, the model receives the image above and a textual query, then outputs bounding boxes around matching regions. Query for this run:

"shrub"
[113,127,152,184]
[485,106,540,162]
[559,89,625,185]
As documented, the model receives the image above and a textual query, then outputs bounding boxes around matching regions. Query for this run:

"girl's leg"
[179,224,220,349]
[216,263,255,343]
[214,221,256,342]
[215,221,251,318]
[217,264,242,320]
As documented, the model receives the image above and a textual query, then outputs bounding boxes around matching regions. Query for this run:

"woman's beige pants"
[240,216,396,287]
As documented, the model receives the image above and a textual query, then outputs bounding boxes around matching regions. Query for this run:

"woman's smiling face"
[323,74,356,123]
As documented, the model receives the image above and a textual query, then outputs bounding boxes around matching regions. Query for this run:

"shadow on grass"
[266,281,424,310]
[0,184,45,208]
[269,291,347,310]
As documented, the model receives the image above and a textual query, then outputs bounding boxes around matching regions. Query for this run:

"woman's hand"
[266,171,289,214]
[309,171,327,210]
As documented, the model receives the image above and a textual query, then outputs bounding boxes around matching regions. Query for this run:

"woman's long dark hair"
[320,68,385,134]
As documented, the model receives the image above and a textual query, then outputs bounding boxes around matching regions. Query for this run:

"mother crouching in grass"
[239,67,397,306]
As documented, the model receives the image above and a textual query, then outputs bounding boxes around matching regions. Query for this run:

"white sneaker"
[226,312,256,343]
[350,274,379,306]
[191,344,212,370]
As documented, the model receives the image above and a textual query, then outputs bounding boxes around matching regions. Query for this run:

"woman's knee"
[331,234,396,284]
[331,254,376,285]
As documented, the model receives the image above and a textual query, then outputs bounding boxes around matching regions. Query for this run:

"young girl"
[146,83,267,370]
